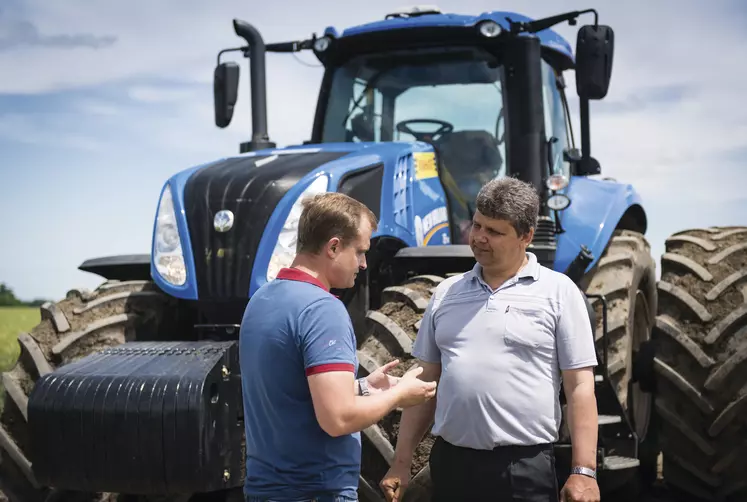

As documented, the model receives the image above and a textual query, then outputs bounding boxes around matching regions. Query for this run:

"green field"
[0,306,39,411]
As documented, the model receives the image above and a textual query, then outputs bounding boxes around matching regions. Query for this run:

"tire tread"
[653,225,747,501]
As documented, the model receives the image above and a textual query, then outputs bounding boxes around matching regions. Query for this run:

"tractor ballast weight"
[0,7,692,502]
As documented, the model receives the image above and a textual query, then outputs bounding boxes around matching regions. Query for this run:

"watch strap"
[358,378,370,396]
[570,466,596,479]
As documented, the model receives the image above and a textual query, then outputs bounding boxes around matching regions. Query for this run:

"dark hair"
[297,192,378,254]
[475,177,539,237]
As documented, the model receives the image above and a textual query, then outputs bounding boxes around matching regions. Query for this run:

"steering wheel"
[396,119,454,142]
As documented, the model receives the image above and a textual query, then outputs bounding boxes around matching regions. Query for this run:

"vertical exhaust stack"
[502,34,547,210]
[502,34,555,267]
[233,19,276,152]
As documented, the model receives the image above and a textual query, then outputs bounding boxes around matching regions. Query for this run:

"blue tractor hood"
[152,141,437,301]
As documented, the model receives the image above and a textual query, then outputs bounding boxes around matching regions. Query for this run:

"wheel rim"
[630,289,653,441]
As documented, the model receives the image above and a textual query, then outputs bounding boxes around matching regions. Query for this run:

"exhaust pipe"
[233,19,275,152]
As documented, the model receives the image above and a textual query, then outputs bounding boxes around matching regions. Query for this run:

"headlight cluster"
[545,174,571,211]
[154,184,187,286]
[266,174,329,281]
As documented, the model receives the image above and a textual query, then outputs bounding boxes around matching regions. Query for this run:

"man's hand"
[366,359,401,394]
[380,462,411,502]
[560,474,600,502]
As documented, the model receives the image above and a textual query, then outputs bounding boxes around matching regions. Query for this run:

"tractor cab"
[318,46,508,231]
[213,7,613,250]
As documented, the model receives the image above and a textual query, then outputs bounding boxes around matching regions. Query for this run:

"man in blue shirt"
[240,192,437,502]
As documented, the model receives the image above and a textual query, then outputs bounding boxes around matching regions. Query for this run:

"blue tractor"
[6,5,720,502]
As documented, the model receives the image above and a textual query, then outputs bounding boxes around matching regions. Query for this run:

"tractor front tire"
[0,280,177,502]
[585,230,658,427]
[354,274,442,502]
[652,226,747,501]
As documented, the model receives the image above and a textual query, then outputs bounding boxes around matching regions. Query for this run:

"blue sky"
[1,0,746,301]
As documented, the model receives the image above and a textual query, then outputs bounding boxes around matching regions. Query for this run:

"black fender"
[78,254,151,281]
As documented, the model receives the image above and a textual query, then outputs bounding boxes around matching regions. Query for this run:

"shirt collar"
[467,252,541,286]
[276,267,330,292]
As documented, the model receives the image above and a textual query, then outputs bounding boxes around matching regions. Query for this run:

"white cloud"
[1,0,746,300]
[75,99,123,117]
[541,0,747,211]
[0,112,103,151]
[127,86,198,104]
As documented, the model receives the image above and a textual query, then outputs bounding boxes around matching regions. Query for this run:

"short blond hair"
[297,192,378,254]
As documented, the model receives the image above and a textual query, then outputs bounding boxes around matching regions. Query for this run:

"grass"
[0,306,40,412]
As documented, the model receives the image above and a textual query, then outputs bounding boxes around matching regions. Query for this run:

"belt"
[436,436,554,456]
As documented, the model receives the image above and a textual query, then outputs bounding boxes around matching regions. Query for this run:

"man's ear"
[522,227,535,246]
[326,237,342,258]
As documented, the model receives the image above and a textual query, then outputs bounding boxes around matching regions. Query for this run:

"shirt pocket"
[501,302,555,353]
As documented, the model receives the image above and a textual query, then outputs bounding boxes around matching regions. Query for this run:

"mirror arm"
[580,97,590,165]
[506,8,598,34]
[576,97,600,176]
[266,38,315,53]
[217,46,248,66]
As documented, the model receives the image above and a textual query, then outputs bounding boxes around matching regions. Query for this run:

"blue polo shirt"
[239,267,360,500]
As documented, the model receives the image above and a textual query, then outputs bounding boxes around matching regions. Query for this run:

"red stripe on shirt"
[305,363,355,376]
[276,268,330,292]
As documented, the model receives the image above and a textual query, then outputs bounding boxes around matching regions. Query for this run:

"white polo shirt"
[412,252,598,449]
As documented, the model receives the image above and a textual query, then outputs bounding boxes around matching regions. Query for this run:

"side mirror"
[575,25,614,100]
[214,62,240,128]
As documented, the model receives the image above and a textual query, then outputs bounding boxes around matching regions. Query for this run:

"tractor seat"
[433,129,504,192]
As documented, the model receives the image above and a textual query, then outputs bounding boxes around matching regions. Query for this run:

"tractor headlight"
[154,183,187,286]
[266,174,329,281]
[478,20,502,38]
[546,174,569,191]
[313,36,331,52]
[547,193,571,211]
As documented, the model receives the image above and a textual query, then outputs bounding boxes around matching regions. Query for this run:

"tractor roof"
[321,7,575,66]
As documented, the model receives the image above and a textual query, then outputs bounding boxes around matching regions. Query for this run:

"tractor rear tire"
[0,280,177,502]
[652,226,747,501]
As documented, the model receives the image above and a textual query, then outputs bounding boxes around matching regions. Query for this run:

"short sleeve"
[299,297,357,376]
[556,280,598,371]
[412,295,441,364]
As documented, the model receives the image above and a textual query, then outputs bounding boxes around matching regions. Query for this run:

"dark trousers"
[429,437,559,501]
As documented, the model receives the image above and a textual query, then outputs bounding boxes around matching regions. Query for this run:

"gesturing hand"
[366,359,402,394]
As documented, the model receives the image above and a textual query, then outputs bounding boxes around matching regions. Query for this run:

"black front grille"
[532,216,557,245]
[183,151,350,299]
[529,216,557,268]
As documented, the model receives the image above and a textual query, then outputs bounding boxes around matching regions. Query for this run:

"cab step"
[598,414,622,425]
[602,455,640,470]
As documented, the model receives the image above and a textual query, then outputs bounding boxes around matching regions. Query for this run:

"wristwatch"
[358,378,370,396]
[570,466,597,479]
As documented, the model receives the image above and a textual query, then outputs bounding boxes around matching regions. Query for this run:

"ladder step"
[598,414,622,425]
[603,455,640,470]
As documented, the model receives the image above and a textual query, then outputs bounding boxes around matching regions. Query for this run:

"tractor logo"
[213,210,235,232]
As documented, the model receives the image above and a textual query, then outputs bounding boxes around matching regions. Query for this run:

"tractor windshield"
[320,47,507,200]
